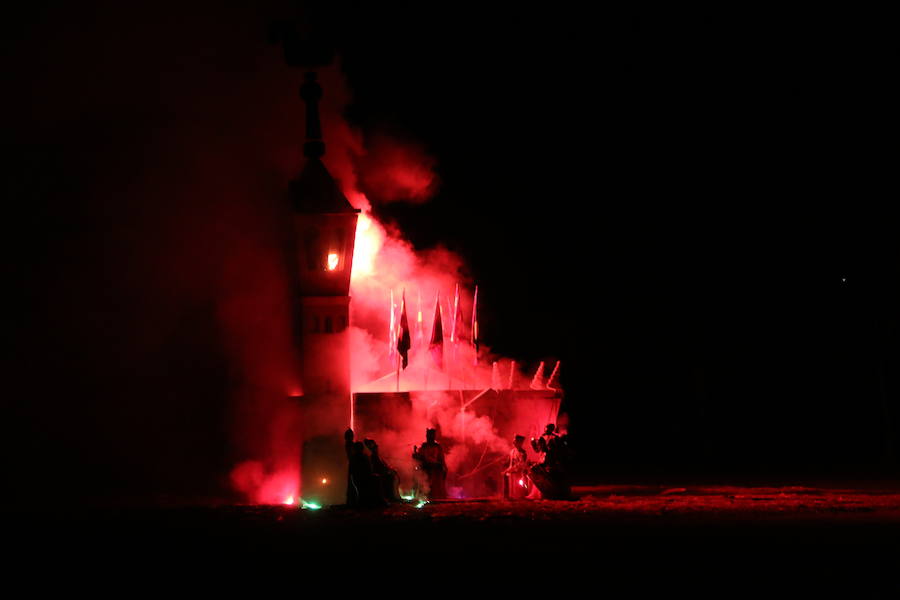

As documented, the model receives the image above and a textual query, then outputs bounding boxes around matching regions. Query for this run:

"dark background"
[3,2,897,505]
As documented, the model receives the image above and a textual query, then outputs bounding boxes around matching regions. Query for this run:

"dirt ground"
[7,483,900,593]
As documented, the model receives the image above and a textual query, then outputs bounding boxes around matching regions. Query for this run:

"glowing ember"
[519,479,525,487]
[327,252,339,271]
[283,495,295,505]
[321,477,328,485]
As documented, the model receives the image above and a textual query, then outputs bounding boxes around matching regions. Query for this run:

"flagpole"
[450,336,456,391]
[396,288,411,393]
[446,292,452,390]
[389,289,395,361]
[471,284,479,367]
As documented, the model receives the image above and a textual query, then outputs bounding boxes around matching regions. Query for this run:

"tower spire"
[299,71,325,159]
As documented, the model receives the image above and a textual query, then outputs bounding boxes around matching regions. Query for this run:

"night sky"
[3,3,897,504]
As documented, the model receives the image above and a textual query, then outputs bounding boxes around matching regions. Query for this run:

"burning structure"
[258,41,562,506]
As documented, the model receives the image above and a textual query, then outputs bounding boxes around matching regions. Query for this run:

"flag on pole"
[530,361,546,390]
[445,296,453,335]
[546,360,561,391]
[471,285,479,363]
[450,283,466,343]
[429,293,444,370]
[415,289,424,348]
[397,290,411,369]
[491,361,501,390]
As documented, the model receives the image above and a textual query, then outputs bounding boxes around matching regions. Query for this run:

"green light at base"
[301,499,322,510]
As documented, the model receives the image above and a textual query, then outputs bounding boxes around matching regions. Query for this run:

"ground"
[7,483,900,592]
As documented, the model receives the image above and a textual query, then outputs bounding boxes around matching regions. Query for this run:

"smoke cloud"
[4,2,558,505]
[226,60,561,503]
[355,133,439,204]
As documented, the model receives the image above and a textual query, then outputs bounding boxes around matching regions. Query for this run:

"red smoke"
[227,61,557,504]
[355,133,439,203]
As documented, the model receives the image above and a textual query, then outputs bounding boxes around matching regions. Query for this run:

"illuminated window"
[326,252,339,271]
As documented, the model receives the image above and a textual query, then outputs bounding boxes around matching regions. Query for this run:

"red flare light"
[283,495,295,505]
[327,252,339,271]
[351,212,379,280]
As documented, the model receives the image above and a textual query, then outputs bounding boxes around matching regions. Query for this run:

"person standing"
[503,435,531,499]
[345,428,386,507]
[412,428,448,499]
[531,423,560,463]
[365,438,400,502]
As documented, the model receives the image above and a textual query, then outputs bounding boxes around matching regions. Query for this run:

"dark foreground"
[7,484,900,593]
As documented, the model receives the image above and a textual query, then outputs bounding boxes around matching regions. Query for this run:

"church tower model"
[290,70,359,506]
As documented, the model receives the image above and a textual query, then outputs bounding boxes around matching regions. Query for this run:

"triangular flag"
[546,361,561,391]
[415,290,424,348]
[491,361,501,390]
[471,285,479,363]
[429,293,444,370]
[397,290,411,369]
[530,361,546,390]
[450,283,466,343]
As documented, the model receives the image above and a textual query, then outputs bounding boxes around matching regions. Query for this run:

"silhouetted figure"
[412,428,448,499]
[530,432,574,500]
[344,428,357,505]
[503,434,532,500]
[365,438,400,502]
[345,428,386,508]
[530,424,559,460]
[531,423,559,464]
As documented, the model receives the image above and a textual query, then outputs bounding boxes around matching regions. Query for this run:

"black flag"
[398,290,411,369]
[429,293,443,370]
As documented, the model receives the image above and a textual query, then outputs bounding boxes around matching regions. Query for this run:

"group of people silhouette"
[343,426,450,507]
[344,423,571,507]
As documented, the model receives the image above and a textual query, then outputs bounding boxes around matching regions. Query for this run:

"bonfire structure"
[283,44,561,506]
